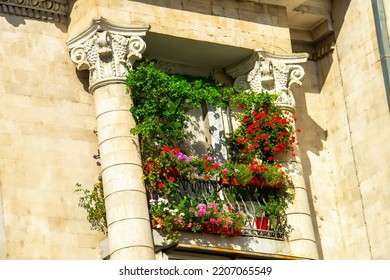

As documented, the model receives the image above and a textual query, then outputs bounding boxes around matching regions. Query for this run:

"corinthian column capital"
[226,49,309,112]
[67,17,149,93]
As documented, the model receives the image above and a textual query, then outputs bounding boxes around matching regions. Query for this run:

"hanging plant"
[75,175,107,234]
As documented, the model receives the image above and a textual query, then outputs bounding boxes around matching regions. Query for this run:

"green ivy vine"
[126,60,234,158]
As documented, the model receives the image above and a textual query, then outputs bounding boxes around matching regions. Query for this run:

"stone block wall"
[296,0,390,259]
[0,15,103,259]
[332,0,390,260]
[69,0,292,53]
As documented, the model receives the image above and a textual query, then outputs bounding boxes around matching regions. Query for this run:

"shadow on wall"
[130,0,288,26]
[292,66,327,260]
[0,7,68,32]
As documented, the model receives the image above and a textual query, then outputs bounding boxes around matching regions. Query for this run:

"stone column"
[67,17,155,260]
[226,49,319,260]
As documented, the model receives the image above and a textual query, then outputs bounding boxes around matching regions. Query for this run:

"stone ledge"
[152,229,296,259]
[0,0,68,23]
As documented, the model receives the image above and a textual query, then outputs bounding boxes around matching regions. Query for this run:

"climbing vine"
[126,60,233,158]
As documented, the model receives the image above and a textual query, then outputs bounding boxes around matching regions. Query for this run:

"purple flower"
[185,156,193,163]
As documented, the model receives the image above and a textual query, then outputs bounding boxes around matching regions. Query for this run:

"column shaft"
[277,119,318,259]
[93,83,155,259]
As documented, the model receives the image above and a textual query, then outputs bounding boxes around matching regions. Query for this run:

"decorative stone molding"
[226,49,308,112]
[67,17,149,92]
[0,0,68,23]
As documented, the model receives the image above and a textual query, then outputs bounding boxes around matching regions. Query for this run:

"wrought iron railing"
[150,178,288,240]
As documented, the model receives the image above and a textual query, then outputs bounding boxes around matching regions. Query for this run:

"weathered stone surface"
[1,0,390,261]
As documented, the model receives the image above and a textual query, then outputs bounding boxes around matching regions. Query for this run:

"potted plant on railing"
[248,161,291,189]
[221,162,252,186]
[255,193,291,232]
[192,200,247,236]
[149,196,204,243]
[254,203,270,230]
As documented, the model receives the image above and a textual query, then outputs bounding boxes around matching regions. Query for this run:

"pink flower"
[207,202,217,209]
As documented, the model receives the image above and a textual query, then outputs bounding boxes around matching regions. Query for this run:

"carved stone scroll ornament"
[226,50,308,113]
[0,0,68,23]
[67,17,149,93]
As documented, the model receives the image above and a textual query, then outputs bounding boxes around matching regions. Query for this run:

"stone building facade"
[0,0,389,259]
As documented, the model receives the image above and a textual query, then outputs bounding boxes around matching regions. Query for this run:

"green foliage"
[230,88,278,110]
[126,60,233,158]
[225,162,253,185]
[75,175,107,234]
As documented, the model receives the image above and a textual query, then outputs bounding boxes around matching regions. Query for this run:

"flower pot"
[151,216,165,228]
[221,177,244,186]
[250,177,283,189]
[256,216,269,230]
[223,227,242,236]
[221,177,230,185]
[230,177,241,186]
[203,223,221,234]
[249,176,266,187]
[172,224,191,231]
[274,182,283,189]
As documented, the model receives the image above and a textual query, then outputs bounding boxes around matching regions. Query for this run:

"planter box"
[256,216,269,230]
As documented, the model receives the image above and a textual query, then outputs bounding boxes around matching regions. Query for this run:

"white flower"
[163,207,170,211]
[158,197,168,204]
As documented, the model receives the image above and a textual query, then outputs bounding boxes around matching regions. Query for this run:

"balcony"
[127,62,301,259]
[149,177,295,259]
